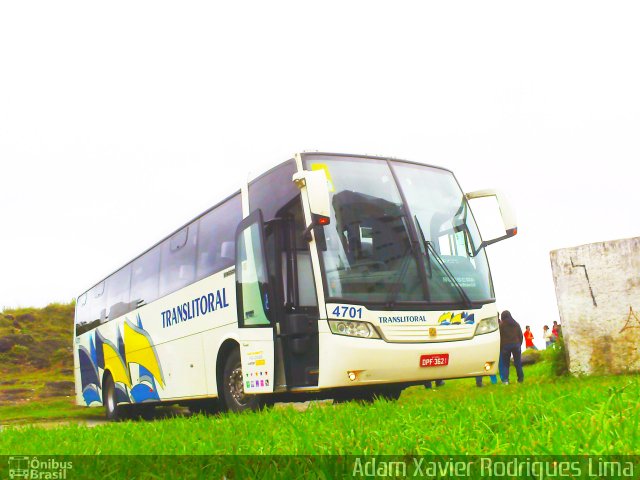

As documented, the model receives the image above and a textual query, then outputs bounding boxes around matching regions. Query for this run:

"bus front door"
[234,210,276,394]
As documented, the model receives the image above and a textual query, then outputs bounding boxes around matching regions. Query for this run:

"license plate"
[420,353,449,367]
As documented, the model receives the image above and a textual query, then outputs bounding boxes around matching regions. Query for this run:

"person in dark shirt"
[499,310,524,384]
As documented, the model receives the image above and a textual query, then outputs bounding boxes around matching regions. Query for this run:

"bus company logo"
[437,311,475,326]
[161,288,230,328]
[378,315,427,324]
[7,457,72,479]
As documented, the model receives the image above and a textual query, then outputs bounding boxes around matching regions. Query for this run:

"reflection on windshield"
[391,161,494,303]
[414,214,472,308]
[304,155,494,306]
[309,158,423,303]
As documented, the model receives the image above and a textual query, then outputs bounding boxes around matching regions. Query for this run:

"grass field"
[1,304,638,477]
[1,361,638,456]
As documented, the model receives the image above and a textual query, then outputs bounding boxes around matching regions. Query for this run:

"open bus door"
[234,209,276,394]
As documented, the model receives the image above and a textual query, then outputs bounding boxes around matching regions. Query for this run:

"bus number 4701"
[331,306,363,319]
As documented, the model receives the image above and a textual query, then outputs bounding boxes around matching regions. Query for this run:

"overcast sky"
[1,2,639,347]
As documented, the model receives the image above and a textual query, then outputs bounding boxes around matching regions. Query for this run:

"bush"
[0,316,12,328]
[521,348,542,365]
[51,347,72,365]
[9,344,29,362]
[540,336,568,376]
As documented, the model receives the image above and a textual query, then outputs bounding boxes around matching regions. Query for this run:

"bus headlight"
[475,315,499,335]
[328,320,380,339]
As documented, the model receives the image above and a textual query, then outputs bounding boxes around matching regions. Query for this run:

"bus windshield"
[303,155,494,307]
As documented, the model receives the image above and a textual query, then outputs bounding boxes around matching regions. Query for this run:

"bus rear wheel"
[221,349,261,413]
[104,375,127,421]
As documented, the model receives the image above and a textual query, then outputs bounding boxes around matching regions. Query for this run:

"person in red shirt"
[552,321,561,339]
[524,325,537,350]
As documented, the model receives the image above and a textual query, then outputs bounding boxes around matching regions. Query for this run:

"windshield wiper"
[383,220,416,309]
[414,215,472,309]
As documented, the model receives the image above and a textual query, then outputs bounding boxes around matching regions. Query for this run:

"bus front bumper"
[317,329,500,388]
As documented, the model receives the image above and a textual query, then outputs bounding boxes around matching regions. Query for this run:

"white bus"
[73,153,516,420]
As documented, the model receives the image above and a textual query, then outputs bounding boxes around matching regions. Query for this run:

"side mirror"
[465,189,517,255]
[293,169,331,241]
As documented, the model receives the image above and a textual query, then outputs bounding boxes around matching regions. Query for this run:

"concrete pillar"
[550,237,640,375]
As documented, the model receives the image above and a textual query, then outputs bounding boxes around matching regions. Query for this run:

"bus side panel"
[73,327,86,407]
[74,268,238,406]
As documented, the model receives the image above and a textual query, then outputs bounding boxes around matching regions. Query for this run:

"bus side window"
[296,251,317,307]
[249,160,302,309]
[130,245,161,307]
[106,264,132,320]
[76,281,105,335]
[159,224,198,297]
[75,293,89,335]
[196,193,242,279]
[248,160,298,224]
[91,281,107,325]
[277,199,318,309]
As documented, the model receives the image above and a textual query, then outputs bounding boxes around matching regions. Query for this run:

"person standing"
[552,321,561,340]
[476,367,499,387]
[499,310,524,384]
[477,317,503,387]
[424,379,445,389]
[524,325,537,350]
[543,325,554,348]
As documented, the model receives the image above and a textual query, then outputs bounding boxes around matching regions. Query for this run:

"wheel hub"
[228,367,248,406]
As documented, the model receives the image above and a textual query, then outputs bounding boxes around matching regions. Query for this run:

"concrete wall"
[550,237,640,375]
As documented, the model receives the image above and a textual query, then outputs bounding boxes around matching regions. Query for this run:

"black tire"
[221,349,261,412]
[104,375,127,421]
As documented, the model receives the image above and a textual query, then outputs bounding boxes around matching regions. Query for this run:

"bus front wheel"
[222,349,260,413]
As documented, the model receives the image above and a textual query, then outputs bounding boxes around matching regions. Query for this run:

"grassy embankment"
[0,303,101,424]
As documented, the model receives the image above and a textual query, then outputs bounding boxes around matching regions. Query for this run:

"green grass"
[1,304,637,476]
[1,361,638,456]
[0,399,102,425]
